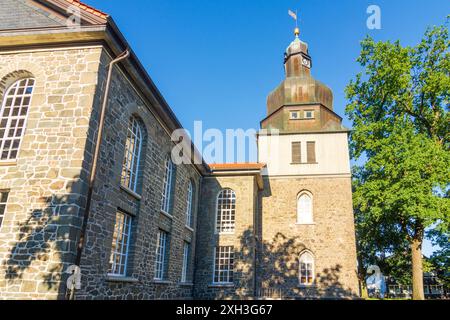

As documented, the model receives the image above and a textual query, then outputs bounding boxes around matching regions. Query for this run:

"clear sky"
[84,0,449,255]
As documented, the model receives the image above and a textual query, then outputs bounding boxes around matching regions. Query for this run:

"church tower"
[256,26,360,298]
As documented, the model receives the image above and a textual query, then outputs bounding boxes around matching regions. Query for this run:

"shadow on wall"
[232,229,357,300]
[2,178,84,299]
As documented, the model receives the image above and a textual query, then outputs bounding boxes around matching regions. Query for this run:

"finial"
[288,9,300,38]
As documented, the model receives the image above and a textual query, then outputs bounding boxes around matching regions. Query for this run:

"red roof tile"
[64,0,108,19]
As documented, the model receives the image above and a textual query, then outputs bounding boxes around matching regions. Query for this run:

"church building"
[0,0,359,299]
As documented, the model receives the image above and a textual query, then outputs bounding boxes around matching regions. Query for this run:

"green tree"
[346,19,450,300]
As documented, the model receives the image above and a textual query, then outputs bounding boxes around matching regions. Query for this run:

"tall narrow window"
[161,157,174,214]
[299,251,315,285]
[186,181,194,227]
[213,246,234,284]
[216,189,236,233]
[0,191,9,228]
[292,142,301,164]
[155,230,169,280]
[307,141,316,163]
[297,192,313,224]
[181,242,190,283]
[108,210,132,276]
[121,116,144,193]
[0,78,35,161]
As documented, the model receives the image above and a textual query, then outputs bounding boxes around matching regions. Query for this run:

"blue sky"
[85,0,449,255]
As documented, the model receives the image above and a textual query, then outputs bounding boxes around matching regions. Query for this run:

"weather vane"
[288,9,300,37]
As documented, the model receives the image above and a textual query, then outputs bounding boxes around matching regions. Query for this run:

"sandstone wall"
[257,176,359,299]
[194,175,258,299]
[74,49,201,300]
[0,46,102,299]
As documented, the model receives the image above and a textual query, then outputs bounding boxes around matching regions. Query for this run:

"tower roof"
[262,26,346,134]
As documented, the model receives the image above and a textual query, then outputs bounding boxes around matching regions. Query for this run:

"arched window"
[186,181,194,227]
[161,157,174,214]
[121,116,144,193]
[0,78,35,161]
[216,189,236,233]
[299,251,315,285]
[297,191,313,224]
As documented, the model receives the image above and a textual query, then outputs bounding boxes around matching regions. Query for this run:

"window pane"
[186,182,194,227]
[0,78,34,161]
[216,189,236,233]
[155,230,169,280]
[213,246,234,283]
[0,191,9,228]
[108,210,132,276]
[161,158,174,214]
[121,116,144,193]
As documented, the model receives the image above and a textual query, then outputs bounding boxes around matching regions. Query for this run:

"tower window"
[292,142,301,164]
[108,210,132,276]
[297,191,313,224]
[304,110,315,119]
[213,246,234,284]
[307,141,316,163]
[0,78,35,161]
[290,111,300,120]
[216,189,236,233]
[299,251,315,285]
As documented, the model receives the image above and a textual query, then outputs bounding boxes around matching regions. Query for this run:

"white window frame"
[213,246,234,284]
[121,116,144,193]
[304,110,315,119]
[161,157,174,215]
[0,190,9,229]
[186,181,194,228]
[154,230,168,280]
[297,191,314,224]
[299,251,315,286]
[0,78,35,162]
[181,242,190,283]
[290,111,300,120]
[215,189,236,234]
[108,210,132,277]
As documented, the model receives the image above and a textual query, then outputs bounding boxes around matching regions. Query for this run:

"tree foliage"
[346,18,450,297]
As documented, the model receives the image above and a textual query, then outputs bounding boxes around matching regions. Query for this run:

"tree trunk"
[411,238,425,300]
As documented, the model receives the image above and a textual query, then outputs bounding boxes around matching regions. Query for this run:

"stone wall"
[194,175,258,299]
[74,49,202,300]
[257,176,359,299]
[0,46,102,299]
